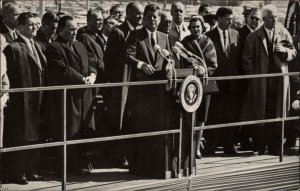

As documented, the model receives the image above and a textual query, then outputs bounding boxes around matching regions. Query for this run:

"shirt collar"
[145,27,157,37]
[217,26,228,36]
[174,22,186,31]
[126,21,135,31]
[102,33,108,42]
[4,24,15,34]
[19,34,33,46]
[247,25,255,32]
[264,26,274,34]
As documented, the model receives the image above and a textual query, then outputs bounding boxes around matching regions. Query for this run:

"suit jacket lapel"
[258,27,269,56]
[20,39,36,63]
[34,41,47,70]
[62,42,80,61]
[155,32,165,65]
[273,27,282,51]
[143,28,155,63]
[213,28,228,59]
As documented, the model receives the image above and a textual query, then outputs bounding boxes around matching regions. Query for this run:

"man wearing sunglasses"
[237,8,261,151]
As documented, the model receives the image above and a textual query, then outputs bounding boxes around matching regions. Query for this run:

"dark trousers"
[2,141,40,178]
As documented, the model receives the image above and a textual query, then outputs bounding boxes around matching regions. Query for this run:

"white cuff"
[137,61,144,69]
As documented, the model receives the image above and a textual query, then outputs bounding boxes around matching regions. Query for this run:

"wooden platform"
[2,146,299,191]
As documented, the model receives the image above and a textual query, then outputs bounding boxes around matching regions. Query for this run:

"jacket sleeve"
[78,34,103,75]
[45,44,85,85]
[124,30,141,68]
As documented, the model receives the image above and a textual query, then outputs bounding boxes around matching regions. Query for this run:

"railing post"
[62,89,67,191]
[280,74,287,162]
[178,110,183,178]
[189,112,195,176]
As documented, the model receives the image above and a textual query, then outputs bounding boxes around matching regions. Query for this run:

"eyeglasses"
[250,16,260,21]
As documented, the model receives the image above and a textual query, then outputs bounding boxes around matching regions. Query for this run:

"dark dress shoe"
[14,174,28,185]
[27,174,46,181]
[121,157,129,168]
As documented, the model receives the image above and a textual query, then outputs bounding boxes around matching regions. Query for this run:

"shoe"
[121,157,129,168]
[27,174,46,181]
[14,174,28,185]
[196,150,202,159]
[224,146,238,155]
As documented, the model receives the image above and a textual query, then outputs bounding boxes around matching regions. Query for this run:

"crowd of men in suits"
[0,0,299,185]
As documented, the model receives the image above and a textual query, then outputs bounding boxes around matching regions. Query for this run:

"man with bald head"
[0,2,20,42]
[241,5,296,155]
[169,1,190,47]
[104,1,144,167]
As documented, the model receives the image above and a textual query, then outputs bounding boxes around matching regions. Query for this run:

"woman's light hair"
[262,4,277,18]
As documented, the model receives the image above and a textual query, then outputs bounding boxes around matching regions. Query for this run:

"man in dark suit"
[205,7,240,155]
[237,8,261,150]
[0,2,20,42]
[35,11,58,49]
[104,2,143,167]
[124,4,174,178]
[3,12,46,184]
[45,15,97,172]
[78,8,105,84]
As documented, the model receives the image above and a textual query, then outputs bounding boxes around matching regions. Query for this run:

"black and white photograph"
[0,0,299,190]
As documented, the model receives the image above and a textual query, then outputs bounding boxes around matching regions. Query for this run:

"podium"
[129,68,198,179]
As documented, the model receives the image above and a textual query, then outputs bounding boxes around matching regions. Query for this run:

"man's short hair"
[103,15,118,25]
[216,7,233,18]
[262,4,277,18]
[110,4,122,15]
[42,11,58,25]
[144,4,160,17]
[2,2,19,17]
[198,3,210,14]
[87,8,102,20]
[57,15,73,33]
[17,12,37,26]
[96,6,107,15]
[171,1,186,12]
[126,2,140,15]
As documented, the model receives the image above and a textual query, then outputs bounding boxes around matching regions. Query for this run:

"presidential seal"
[179,75,203,112]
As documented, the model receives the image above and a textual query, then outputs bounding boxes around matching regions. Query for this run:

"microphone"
[153,44,162,54]
[174,42,194,57]
[172,46,189,59]
[161,49,171,59]
[154,44,170,61]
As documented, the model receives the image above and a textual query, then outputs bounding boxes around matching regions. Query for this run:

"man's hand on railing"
[141,63,155,75]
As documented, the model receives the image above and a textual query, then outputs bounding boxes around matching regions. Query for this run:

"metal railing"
[0,72,299,191]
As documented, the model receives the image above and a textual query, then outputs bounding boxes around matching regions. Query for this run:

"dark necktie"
[30,40,42,71]
[151,32,156,48]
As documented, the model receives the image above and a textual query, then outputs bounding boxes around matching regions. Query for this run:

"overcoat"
[45,36,96,139]
[3,36,46,145]
[241,25,297,121]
